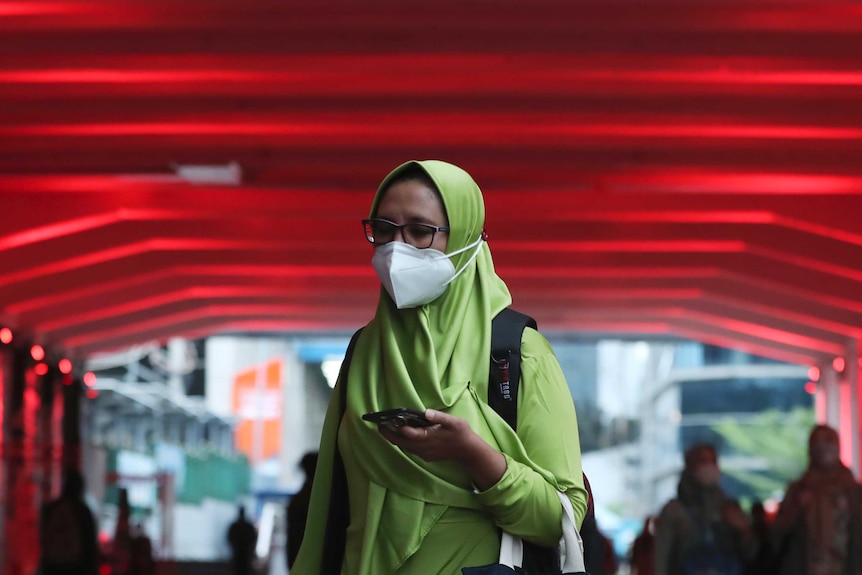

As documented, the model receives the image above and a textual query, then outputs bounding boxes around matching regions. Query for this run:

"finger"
[378,423,425,444]
[398,424,432,441]
[423,409,453,425]
[378,424,403,442]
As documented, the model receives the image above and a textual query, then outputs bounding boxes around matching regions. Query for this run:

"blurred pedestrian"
[630,516,656,575]
[286,451,318,569]
[581,473,618,575]
[655,443,756,575]
[129,521,156,575]
[113,487,133,575]
[227,505,257,575]
[745,501,776,575]
[772,425,862,575]
[39,468,99,575]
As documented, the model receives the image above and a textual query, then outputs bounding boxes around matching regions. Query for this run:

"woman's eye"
[374,222,396,235]
[408,225,433,237]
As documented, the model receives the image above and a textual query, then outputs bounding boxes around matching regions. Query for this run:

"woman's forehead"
[686,445,717,467]
[810,426,839,444]
[376,179,447,221]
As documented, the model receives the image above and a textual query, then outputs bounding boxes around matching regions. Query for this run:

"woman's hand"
[378,409,507,490]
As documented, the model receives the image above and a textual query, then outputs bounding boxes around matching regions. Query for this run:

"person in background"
[129,521,156,575]
[655,443,756,575]
[292,160,588,575]
[286,451,318,569]
[39,468,100,575]
[601,533,619,575]
[629,516,657,575]
[227,506,258,575]
[771,425,862,575]
[745,501,776,575]
[113,487,133,575]
[581,473,618,575]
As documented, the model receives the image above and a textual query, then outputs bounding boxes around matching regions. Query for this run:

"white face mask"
[371,234,484,309]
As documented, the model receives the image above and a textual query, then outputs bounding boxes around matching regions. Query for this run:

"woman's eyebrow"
[376,212,446,225]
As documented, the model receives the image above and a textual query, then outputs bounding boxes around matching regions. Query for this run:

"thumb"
[424,409,446,423]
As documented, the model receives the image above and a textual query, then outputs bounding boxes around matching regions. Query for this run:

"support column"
[845,338,860,479]
[820,363,841,428]
[279,341,306,489]
[61,376,82,470]
[37,366,58,504]
[4,347,40,575]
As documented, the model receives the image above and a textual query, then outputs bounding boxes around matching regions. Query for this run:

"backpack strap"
[321,327,363,575]
[488,308,537,432]
[488,309,560,573]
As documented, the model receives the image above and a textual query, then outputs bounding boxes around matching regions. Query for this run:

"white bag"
[498,491,588,574]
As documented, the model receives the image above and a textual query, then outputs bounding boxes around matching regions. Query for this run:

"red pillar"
[3,347,40,575]
[850,339,861,479]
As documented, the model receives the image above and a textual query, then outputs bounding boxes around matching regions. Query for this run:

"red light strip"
[751,246,862,283]
[5,264,371,315]
[0,238,305,288]
[705,292,862,337]
[3,67,862,89]
[4,121,861,141]
[680,310,845,355]
[0,2,83,16]
[63,305,372,352]
[492,240,747,252]
[0,70,265,84]
[605,171,862,195]
[35,286,317,332]
[0,212,124,250]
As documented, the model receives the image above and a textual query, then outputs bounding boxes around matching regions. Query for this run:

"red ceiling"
[2,0,862,366]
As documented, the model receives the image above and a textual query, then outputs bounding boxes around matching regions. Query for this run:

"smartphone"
[362,407,434,428]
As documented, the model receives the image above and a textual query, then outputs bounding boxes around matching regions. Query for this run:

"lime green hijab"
[344,160,513,500]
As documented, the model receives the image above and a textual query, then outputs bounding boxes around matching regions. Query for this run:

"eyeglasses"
[362,218,450,249]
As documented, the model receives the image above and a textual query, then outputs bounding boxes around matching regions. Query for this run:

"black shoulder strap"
[320,327,363,575]
[488,308,537,432]
[488,309,559,573]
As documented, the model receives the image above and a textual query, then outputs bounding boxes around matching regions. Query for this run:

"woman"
[292,160,588,575]
[654,444,755,575]
[772,425,862,575]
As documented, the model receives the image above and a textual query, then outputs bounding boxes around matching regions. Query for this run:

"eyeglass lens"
[365,220,439,248]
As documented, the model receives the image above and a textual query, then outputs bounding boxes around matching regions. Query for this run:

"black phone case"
[362,407,434,427]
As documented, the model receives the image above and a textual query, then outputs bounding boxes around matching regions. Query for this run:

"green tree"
[711,407,814,502]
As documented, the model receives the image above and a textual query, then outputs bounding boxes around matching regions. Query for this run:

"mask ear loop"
[441,230,486,286]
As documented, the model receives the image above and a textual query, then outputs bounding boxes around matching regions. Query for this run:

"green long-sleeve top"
[294,327,587,575]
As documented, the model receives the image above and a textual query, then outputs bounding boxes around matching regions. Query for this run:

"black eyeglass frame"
[362,218,451,249]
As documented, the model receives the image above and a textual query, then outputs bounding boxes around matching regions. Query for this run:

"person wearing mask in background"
[291,160,588,575]
[771,425,862,575]
[655,443,756,575]
[287,451,318,569]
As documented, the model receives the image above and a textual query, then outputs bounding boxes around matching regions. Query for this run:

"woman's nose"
[391,227,407,243]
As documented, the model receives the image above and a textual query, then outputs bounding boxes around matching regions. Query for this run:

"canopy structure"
[2,1,861,463]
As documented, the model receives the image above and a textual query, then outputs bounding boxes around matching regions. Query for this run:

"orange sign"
[232,360,282,462]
